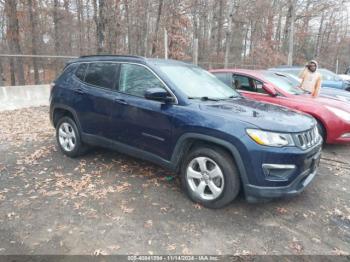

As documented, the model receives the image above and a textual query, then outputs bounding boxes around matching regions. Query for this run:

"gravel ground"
[0,106,349,256]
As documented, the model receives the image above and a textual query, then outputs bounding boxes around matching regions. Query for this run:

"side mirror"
[263,83,278,97]
[145,87,175,103]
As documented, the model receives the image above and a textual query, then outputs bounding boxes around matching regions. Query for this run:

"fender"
[51,103,83,132]
[170,133,249,185]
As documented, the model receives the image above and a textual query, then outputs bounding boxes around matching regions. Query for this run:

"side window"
[233,75,250,91]
[119,63,166,97]
[233,75,265,94]
[255,81,267,94]
[75,63,88,81]
[84,63,119,90]
[213,73,231,87]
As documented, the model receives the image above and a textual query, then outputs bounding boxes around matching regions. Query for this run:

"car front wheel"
[181,145,240,209]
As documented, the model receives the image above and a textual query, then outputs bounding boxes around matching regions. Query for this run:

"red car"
[210,69,350,144]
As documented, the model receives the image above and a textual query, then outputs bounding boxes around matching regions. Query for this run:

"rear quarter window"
[54,63,78,84]
[75,63,88,81]
[84,63,119,90]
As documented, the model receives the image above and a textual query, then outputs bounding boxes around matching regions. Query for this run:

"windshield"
[158,64,239,99]
[318,69,341,81]
[276,68,301,77]
[263,72,306,95]
[276,68,341,81]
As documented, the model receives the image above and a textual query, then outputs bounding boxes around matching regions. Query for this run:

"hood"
[198,97,315,133]
[320,88,350,103]
[299,94,350,111]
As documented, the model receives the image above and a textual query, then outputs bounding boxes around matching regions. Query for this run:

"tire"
[316,120,326,143]
[180,145,240,209]
[56,116,87,158]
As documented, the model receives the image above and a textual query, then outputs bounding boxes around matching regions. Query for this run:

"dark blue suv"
[50,55,322,208]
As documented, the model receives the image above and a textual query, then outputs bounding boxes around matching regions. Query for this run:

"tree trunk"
[76,0,83,54]
[63,0,72,54]
[314,12,325,58]
[216,0,224,61]
[224,1,234,68]
[86,0,92,53]
[9,58,16,86]
[0,61,4,86]
[5,0,25,85]
[124,0,132,54]
[142,1,150,56]
[53,0,60,55]
[97,0,106,53]
[283,2,293,52]
[287,0,295,66]
[243,25,249,61]
[151,0,163,56]
[275,0,282,51]
[28,0,40,84]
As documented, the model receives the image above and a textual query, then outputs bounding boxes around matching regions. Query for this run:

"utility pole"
[164,29,168,59]
[193,38,198,65]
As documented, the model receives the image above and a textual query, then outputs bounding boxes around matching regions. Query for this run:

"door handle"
[74,88,85,94]
[114,98,128,105]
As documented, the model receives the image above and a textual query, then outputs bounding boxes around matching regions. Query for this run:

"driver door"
[113,63,175,160]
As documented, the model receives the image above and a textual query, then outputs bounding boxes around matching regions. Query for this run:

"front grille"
[293,126,320,150]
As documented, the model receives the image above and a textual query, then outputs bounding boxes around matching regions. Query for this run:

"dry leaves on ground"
[0,107,54,146]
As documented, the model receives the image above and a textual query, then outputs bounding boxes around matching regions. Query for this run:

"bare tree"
[151,0,163,56]
[28,0,40,84]
[4,0,25,85]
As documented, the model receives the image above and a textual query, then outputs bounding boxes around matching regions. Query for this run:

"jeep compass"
[50,55,322,208]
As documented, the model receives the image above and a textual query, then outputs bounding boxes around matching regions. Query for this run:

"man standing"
[299,60,322,97]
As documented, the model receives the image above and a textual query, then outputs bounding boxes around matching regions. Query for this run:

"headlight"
[246,129,295,147]
[325,106,350,122]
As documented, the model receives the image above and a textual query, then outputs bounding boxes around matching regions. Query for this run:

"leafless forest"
[0,0,350,85]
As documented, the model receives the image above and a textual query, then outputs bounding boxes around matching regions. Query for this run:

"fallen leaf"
[121,205,134,214]
[193,203,202,209]
[276,207,288,214]
[290,239,303,253]
[167,244,176,251]
[144,220,153,228]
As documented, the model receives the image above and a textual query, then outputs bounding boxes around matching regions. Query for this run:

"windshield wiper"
[220,95,240,100]
[188,96,220,101]
[188,95,240,101]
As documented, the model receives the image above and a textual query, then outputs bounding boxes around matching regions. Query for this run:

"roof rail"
[78,54,146,60]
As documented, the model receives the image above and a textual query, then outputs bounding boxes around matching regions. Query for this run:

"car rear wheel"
[56,116,87,157]
[181,145,240,209]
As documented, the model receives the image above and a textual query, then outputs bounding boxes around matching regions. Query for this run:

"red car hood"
[298,94,350,112]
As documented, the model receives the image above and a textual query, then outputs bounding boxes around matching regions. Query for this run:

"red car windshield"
[262,72,306,95]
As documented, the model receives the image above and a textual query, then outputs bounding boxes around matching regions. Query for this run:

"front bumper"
[245,163,318,201]
[239,137,322,201]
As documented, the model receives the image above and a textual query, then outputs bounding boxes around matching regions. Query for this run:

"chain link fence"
[0,54,342,87]
[0,55,77,86]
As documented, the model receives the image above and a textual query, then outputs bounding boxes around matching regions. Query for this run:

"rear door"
[72,62,122,140]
